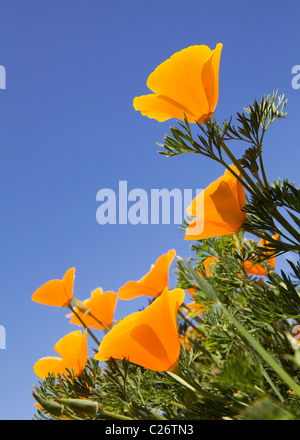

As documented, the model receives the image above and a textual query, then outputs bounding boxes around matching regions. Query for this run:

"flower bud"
[32,391,64,417]
[72,297,90,315]
[55,398,98,417]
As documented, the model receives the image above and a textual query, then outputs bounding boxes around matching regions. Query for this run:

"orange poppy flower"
[118,249,176,300]
[202,256,218,276]
[291,326,300,346]
[185,165,246,240]
[185,301,205,318]
[186,287,196,296]
[66,288,118,330]
[243,234,279,276]
[94,287,185,372]
[32,267,75,307]
[181,327,205,351]
[133,43,222,123]
[33,330,87,379]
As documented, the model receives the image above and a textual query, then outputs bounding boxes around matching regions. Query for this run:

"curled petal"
[118,250,176,300]
[185,166,246,240]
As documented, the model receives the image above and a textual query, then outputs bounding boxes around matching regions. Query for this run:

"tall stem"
[67,304,100,347]
[220,140,263,199]
[72,297,111,332]
[258,150,269,188]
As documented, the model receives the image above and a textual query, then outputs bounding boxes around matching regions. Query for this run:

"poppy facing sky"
[32,267,75,307]
[95,287,184,371]
[33,330,88,379]
[133,43,222,123]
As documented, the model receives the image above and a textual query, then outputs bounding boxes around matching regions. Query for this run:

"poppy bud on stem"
[72,297,111,332]
[32,391,64,417]
[55,398,98,417]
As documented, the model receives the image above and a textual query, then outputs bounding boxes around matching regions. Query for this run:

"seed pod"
[55,398,98,417]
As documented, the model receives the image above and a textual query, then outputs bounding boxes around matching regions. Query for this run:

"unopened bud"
[55,398,98,417]
[72,297,90,315]
[32,391,64,417]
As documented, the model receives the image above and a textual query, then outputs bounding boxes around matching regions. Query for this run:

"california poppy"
[118,249,176,300]
[33,330,87,379]
[94,287,185,372]
[185,165,246,240]
[243,234,279,276]
[133,43,222,123]
[185,301,205,318]
[66,288,118,330]
[202,256,218,276]
[32,267,75,307]
[180,326,205,351]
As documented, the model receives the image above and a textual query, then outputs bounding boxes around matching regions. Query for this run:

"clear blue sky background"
[0,0,299,419]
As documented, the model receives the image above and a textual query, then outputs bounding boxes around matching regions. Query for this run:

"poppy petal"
[95,288,184,371]
[244,260,268,276]
[201,43,222,111]
[185,166,246,240]
[133,94,197,122]
[134,44,222,123]
[118,250,176,299]
[33,357,65,380]
[147,45,212,118]
[34,330,87,379]
[67,289,118,330]
[32,267,75,307]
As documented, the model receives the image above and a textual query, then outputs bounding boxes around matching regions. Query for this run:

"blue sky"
[0,0,299,419]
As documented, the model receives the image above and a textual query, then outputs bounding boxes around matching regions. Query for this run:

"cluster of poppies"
[32,250,182,377]
[32,42,278,381]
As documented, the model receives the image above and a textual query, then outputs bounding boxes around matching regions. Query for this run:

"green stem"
[86,311,111,332]
[261,366,285,403]
[258,150,269,188]
[100,409,134,420]
[167,363,228,404]
[72,297,111,332]
[270,207,300,244]
[67,304,100,347]
[220,140,263,199]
